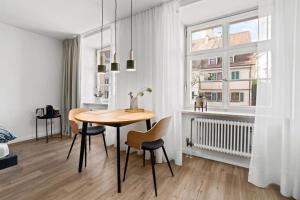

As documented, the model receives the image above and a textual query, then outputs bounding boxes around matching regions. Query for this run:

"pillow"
[0,127,16,143]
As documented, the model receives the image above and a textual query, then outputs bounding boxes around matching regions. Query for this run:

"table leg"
[79,122,87,172]
[51,118,53,137]
[36,117,38,141]
[146,119,151,130]
[60,116,62,139]
[144,119,152,166]
[46,119,48,143]
[117,126,121,193]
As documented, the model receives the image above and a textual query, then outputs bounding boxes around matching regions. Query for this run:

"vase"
[130,97,138,109]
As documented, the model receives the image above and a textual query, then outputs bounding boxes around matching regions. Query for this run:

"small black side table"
[36,114,62,143]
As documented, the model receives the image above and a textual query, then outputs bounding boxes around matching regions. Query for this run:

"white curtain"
[249,0,300,199]
[107,0,184,165]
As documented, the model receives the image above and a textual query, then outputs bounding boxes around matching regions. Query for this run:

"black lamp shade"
[111,62,120,72]
[126,60,135,71]
[98,64,106,74]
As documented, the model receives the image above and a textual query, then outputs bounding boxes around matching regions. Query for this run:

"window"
[96,48,111,100]
[190,57,223,107]
[191,26,223,52]
[231,71,240,80]
[205,92,222,102]
[231,92,244,102]
[229,17,258,46]
[209,58,217,65]
[186,11,270,109]
[230,56,235,64]
[205,72,222,81]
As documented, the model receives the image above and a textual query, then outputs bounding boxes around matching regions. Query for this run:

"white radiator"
[192,118,254,158]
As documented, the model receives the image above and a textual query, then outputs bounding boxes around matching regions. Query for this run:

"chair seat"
[141,139,164,150]
[79,126,105,136]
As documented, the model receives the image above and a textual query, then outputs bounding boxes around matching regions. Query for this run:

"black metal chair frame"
[66,126,108,164]
[123,139,174,197]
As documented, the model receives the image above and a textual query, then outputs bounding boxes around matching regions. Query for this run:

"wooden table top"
[75,109,155,126]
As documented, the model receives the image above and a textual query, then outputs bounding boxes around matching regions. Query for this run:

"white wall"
[0,22,63,142]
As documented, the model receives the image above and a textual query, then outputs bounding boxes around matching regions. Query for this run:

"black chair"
[67,108,108,165]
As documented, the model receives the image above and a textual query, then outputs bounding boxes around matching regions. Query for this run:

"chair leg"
[102,133,108,157]
[143,150,146,167]
[66,134,77,160]
[89,135,91,151]
[162,145,174,177]
[150,150,157,197]
[123,146,130,182]
[85,136,87,168]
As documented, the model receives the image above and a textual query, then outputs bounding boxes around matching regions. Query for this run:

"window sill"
[181,109,255,118]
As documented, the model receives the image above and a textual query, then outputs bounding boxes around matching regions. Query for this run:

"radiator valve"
[186,138,193,147]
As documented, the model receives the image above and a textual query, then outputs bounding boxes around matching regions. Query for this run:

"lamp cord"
[115,0,117,60]
[101,0,104,53]
[131,0,133,51]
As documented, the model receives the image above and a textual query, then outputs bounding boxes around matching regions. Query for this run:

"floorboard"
[0,136,292,200]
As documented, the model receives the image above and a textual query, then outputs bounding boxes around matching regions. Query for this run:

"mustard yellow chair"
[67,108,108,164]
[123,116,174,197]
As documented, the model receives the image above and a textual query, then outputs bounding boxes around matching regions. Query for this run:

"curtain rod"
[81,0,203,38]
[187,6,258,27]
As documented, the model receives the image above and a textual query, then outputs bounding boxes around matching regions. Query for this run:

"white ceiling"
[0,0,258,40]
[0,0,169,40]
[83,29,111,49]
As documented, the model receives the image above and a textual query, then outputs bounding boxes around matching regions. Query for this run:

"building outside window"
[186,11,271,109]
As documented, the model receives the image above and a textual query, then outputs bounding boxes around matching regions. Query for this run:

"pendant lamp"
[111,0,120,73]
[98,0,106,74]
[126,0,136,71]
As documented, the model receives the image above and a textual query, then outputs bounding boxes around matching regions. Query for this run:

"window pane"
[229,80,257,106]
[229,53,257,80]
[96,49,111,99]
[191,57,223,106]
[191,26,223,51]
[257,51,271,79]
[229,17,258,46]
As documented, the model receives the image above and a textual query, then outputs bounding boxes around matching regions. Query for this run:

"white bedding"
[0,143,9,159]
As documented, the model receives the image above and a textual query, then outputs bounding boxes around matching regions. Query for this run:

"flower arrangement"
[128,87,152,109]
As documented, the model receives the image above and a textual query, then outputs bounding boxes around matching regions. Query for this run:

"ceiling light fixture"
[111,0,120,73]
[126,0,136,72]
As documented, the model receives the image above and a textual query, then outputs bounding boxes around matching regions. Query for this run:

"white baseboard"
[9,135,35,144]
[183,147,250,168]
[8,128,64,144]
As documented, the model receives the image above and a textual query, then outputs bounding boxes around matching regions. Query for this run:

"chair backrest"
[68,108,89,135]
[146,116,171,141]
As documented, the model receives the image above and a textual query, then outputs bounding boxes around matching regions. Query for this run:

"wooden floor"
[0,136,291,200]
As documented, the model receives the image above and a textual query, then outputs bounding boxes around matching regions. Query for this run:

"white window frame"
[185,10,259,111]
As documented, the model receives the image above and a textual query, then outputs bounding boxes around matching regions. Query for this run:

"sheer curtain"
[249,0,300,199]
[107,0,184,165]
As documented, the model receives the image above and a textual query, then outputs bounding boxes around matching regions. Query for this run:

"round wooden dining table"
[75,109,155,193]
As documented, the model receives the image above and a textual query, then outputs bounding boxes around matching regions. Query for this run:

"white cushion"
[0,143,9,159]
